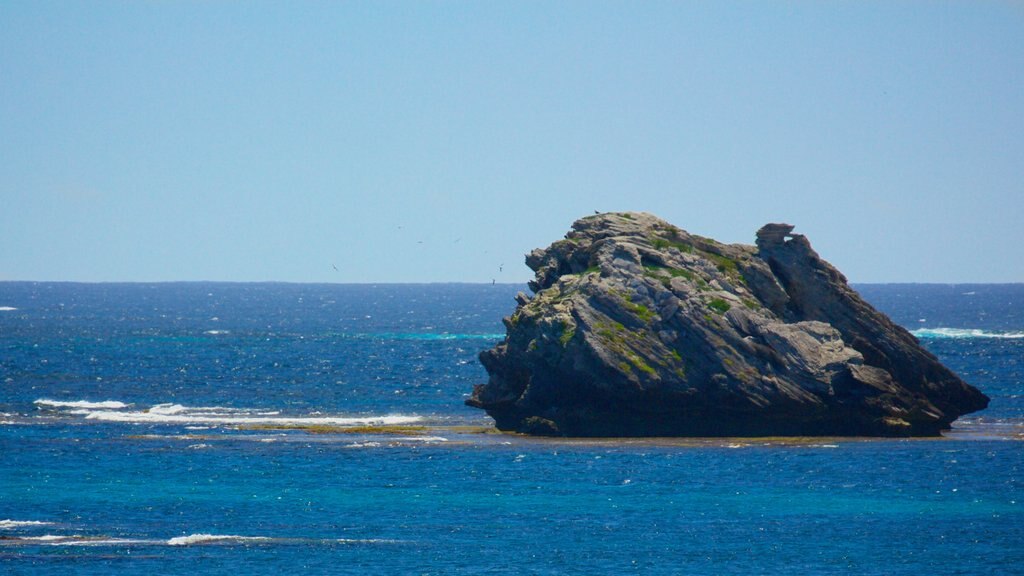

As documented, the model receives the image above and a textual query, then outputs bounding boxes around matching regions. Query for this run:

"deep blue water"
[1,282,1022,575]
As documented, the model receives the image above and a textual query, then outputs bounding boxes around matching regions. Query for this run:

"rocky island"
[467,212,989,437]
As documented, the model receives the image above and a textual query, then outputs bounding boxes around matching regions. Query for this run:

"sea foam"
[0,519,54,529]
[2,534,161,546]
[911,328,1024,340]
[34,399,130,410]
[19,535,67,542]
[167,533,272,546]
[37,398,422,427]
[164,534,401,546]
[0,532,401,547]
[84,407,422,427]
[0,306,17,311]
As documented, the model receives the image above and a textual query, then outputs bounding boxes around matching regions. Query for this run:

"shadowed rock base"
[467,213,988,437]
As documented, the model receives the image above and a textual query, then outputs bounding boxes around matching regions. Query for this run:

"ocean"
[1,282,1021,575]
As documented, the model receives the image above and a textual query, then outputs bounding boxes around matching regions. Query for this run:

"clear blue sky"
[2,2,1022,283]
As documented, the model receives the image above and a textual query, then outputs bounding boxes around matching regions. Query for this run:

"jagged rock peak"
[755,223,796,249]
[467,212,988,437]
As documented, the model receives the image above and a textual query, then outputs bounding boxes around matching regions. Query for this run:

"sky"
[2,2,1022,284]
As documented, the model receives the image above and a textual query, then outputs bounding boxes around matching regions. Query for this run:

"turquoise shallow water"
[1,283,1022,574]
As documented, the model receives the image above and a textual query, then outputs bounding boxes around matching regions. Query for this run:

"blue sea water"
[1,282,1021,575]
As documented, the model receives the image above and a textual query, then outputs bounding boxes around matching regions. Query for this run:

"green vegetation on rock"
[620,292,656,323]
[558,322,575,347]
[650,236,694,253]
[708,298,731,313]
[703,251,738,275]
[628,352,657,375]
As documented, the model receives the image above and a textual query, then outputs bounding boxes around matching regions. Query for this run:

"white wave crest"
[52,537,157,546]
[1,532,404,547]
[143,404,279,416]
[396,436,449,443]
[345,441,383,449]
[6,534,162,546]
[0,306,17,311]
[167,533,272,546]
[35,399,130,410]
[34,399,422,428]
[148,403,188,415]
[20,535,67,542]
[70,539,154,546]
[86,410,421,427]
[0,519,54,529]
[911,328,1024,340]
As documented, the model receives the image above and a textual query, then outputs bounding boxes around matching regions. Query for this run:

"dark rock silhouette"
[467,212,988,437]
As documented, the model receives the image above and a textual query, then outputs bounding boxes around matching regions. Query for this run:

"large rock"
[467,212,989,437]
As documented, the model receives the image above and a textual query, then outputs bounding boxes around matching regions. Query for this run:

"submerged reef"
[467,212,988,437]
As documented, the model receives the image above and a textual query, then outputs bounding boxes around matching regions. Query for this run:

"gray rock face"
[467,212,989,437]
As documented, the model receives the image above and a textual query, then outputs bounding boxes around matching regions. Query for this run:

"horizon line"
[1,280,1023,287]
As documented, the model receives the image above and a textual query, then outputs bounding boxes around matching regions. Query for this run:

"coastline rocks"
[466,212,989,437]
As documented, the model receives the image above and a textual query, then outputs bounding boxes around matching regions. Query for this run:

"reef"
[467,212,988,437]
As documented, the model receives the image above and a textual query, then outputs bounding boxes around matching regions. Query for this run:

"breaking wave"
[166,533,272,546]
[0,532,403,547]
[0,519,54,530]
[911,328,1024,340]
[34,399,131,410]
[34,399,421,427]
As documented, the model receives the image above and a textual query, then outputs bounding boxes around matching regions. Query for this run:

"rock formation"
[467,212,988,437]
